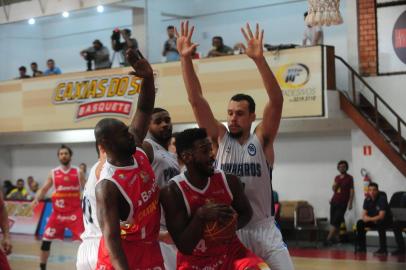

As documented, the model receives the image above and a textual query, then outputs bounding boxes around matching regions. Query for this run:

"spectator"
[80,39,111,71]
[17,66,31,79]
[233,42,246,55]
[44,59,62,75]
[2,180,15,197]
[355,182,391,255]
[79,162,88,179]
[31,62,43,77]
[27,176,36,188]
[302,11,324,46]
[6,179,28,200]
[325,160,354,246]
[191,46,200,59]
[207,36,233,57]
[27,181,39,200]
[162,25,179,62]
[111,28,138,67]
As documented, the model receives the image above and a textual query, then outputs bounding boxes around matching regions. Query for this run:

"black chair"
[293,203,319,247]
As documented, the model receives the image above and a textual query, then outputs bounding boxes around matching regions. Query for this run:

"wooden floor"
[6,234,406,270]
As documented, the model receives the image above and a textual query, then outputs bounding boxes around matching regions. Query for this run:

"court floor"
[7,234,406,270]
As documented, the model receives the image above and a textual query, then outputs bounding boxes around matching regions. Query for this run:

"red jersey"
[331,174,354,205]
[51,166,81,213]
[96,149,163,270]
[172,169,235,257]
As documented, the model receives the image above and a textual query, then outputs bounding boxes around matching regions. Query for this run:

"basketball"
[203,213,238,242]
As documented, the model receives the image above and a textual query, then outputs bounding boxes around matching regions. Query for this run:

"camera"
[111,28,122,52]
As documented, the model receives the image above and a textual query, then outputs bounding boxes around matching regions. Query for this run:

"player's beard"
[60,159,71,166]
[229,130,243,139]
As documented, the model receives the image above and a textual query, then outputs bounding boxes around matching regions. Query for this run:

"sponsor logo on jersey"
[247,143,256,156]
[220,163,262,177]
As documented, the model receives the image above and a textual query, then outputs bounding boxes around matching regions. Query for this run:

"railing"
[335,55,406,156]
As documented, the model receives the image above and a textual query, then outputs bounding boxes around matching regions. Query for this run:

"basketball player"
[161,128,269,269]
[32,144,86,270]
[144,107,180,269]
[177,21,294,269]
[0,191,12,270]
[94,49,164,270]
[76,144,106,270]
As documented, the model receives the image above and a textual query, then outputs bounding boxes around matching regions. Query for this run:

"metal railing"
[335,55,406,156]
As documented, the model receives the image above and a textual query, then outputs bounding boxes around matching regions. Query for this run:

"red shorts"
[0,249,11,270]
[177,239,269,270]
[96,237,164,270]
[43,208,84,241]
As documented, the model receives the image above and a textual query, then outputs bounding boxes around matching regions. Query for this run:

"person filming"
[80,39,111,71]
[111,28,138,66]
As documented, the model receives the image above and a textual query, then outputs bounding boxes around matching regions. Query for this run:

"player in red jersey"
[94,49,164,270]
[0,192,12,270]
[160,128,270,270]
[33,144,86,270]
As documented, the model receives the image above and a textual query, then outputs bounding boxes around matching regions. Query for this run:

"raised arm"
[126,49,156,147]
[177,21,227,143]
[241,23,283,165]
[96,180,130,270]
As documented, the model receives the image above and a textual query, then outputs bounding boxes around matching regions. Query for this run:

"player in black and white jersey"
[177,21,294,270]
[143,108,180,270]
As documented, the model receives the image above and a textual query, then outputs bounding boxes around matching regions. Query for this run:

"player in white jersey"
[76,145,106,270]
[143,107,180,270]
[177,21,294,270]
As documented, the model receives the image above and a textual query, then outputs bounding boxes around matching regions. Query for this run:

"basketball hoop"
[305,0,343,27]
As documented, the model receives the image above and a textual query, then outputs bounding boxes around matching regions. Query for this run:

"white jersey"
[80,161,102,240]
[215,133,273,225]
[145,138,180,187]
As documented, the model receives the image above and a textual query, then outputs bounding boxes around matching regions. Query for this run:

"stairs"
[339,93,406,177]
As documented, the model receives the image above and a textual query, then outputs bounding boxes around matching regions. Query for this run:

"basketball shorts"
[96,237,164,270]
[76,238,100,270]
[237,217,294,270]
[43,208,84,241]
[0,248,11,270]
[177,238,269,270]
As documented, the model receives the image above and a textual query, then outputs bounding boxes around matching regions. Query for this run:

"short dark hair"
[58,144,73,156]
[47,59,54,63]
[17,179,24,184]
[175,128,207,156]
[123,28,131,36]
[31,62,37,66]
[19,66,26,72]
[369,182,379,189]
[337,160,349,170]
[94,118,124,149]
[93,39,103,47]
[213,36,223,43]
[230,94,256,113]
[152,107,168,114]
[304,11,308,18]
[167,25,175,30]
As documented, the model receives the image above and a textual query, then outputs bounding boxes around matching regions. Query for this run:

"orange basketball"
[203,213,238,242]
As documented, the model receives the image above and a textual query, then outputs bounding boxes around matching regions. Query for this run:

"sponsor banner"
[37,201,72,238]
[377,5,406,74]
[5,200,45,234]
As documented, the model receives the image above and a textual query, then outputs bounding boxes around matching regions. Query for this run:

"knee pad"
[41,240,52,251]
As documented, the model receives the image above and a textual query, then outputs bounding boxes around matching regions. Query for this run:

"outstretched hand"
[126,49,154,80]
[241,23,264,60]
[175,21,199,58]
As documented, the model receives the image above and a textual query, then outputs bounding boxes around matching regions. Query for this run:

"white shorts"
[237,217,294,270]
[76,238,100,270]
[160,242,177,270]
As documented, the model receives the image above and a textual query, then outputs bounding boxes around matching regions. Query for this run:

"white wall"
[273,132,353,218]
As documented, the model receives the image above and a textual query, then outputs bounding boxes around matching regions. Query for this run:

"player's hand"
[197,203,235,222]
[241,23,264,60]
[126,49,154,80]
[175,21,199,58]
[159,230,174,245]
[1,236,12,255]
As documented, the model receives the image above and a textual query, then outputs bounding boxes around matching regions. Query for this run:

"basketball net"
[305,0,343,27]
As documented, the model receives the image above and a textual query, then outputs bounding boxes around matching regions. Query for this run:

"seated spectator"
[207,36,233,57]
[31,62,43,77]
[17,66,31,79]
[80,39,111,71]
[79,162,88,179]
[302,11,324,46]
[27,181,39,200]
[162,25,180,62]
[233,42,246,55]
[2,180,15,197]
[44,59,62,75]
[355,182,391,255]
[7,179,28,200]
